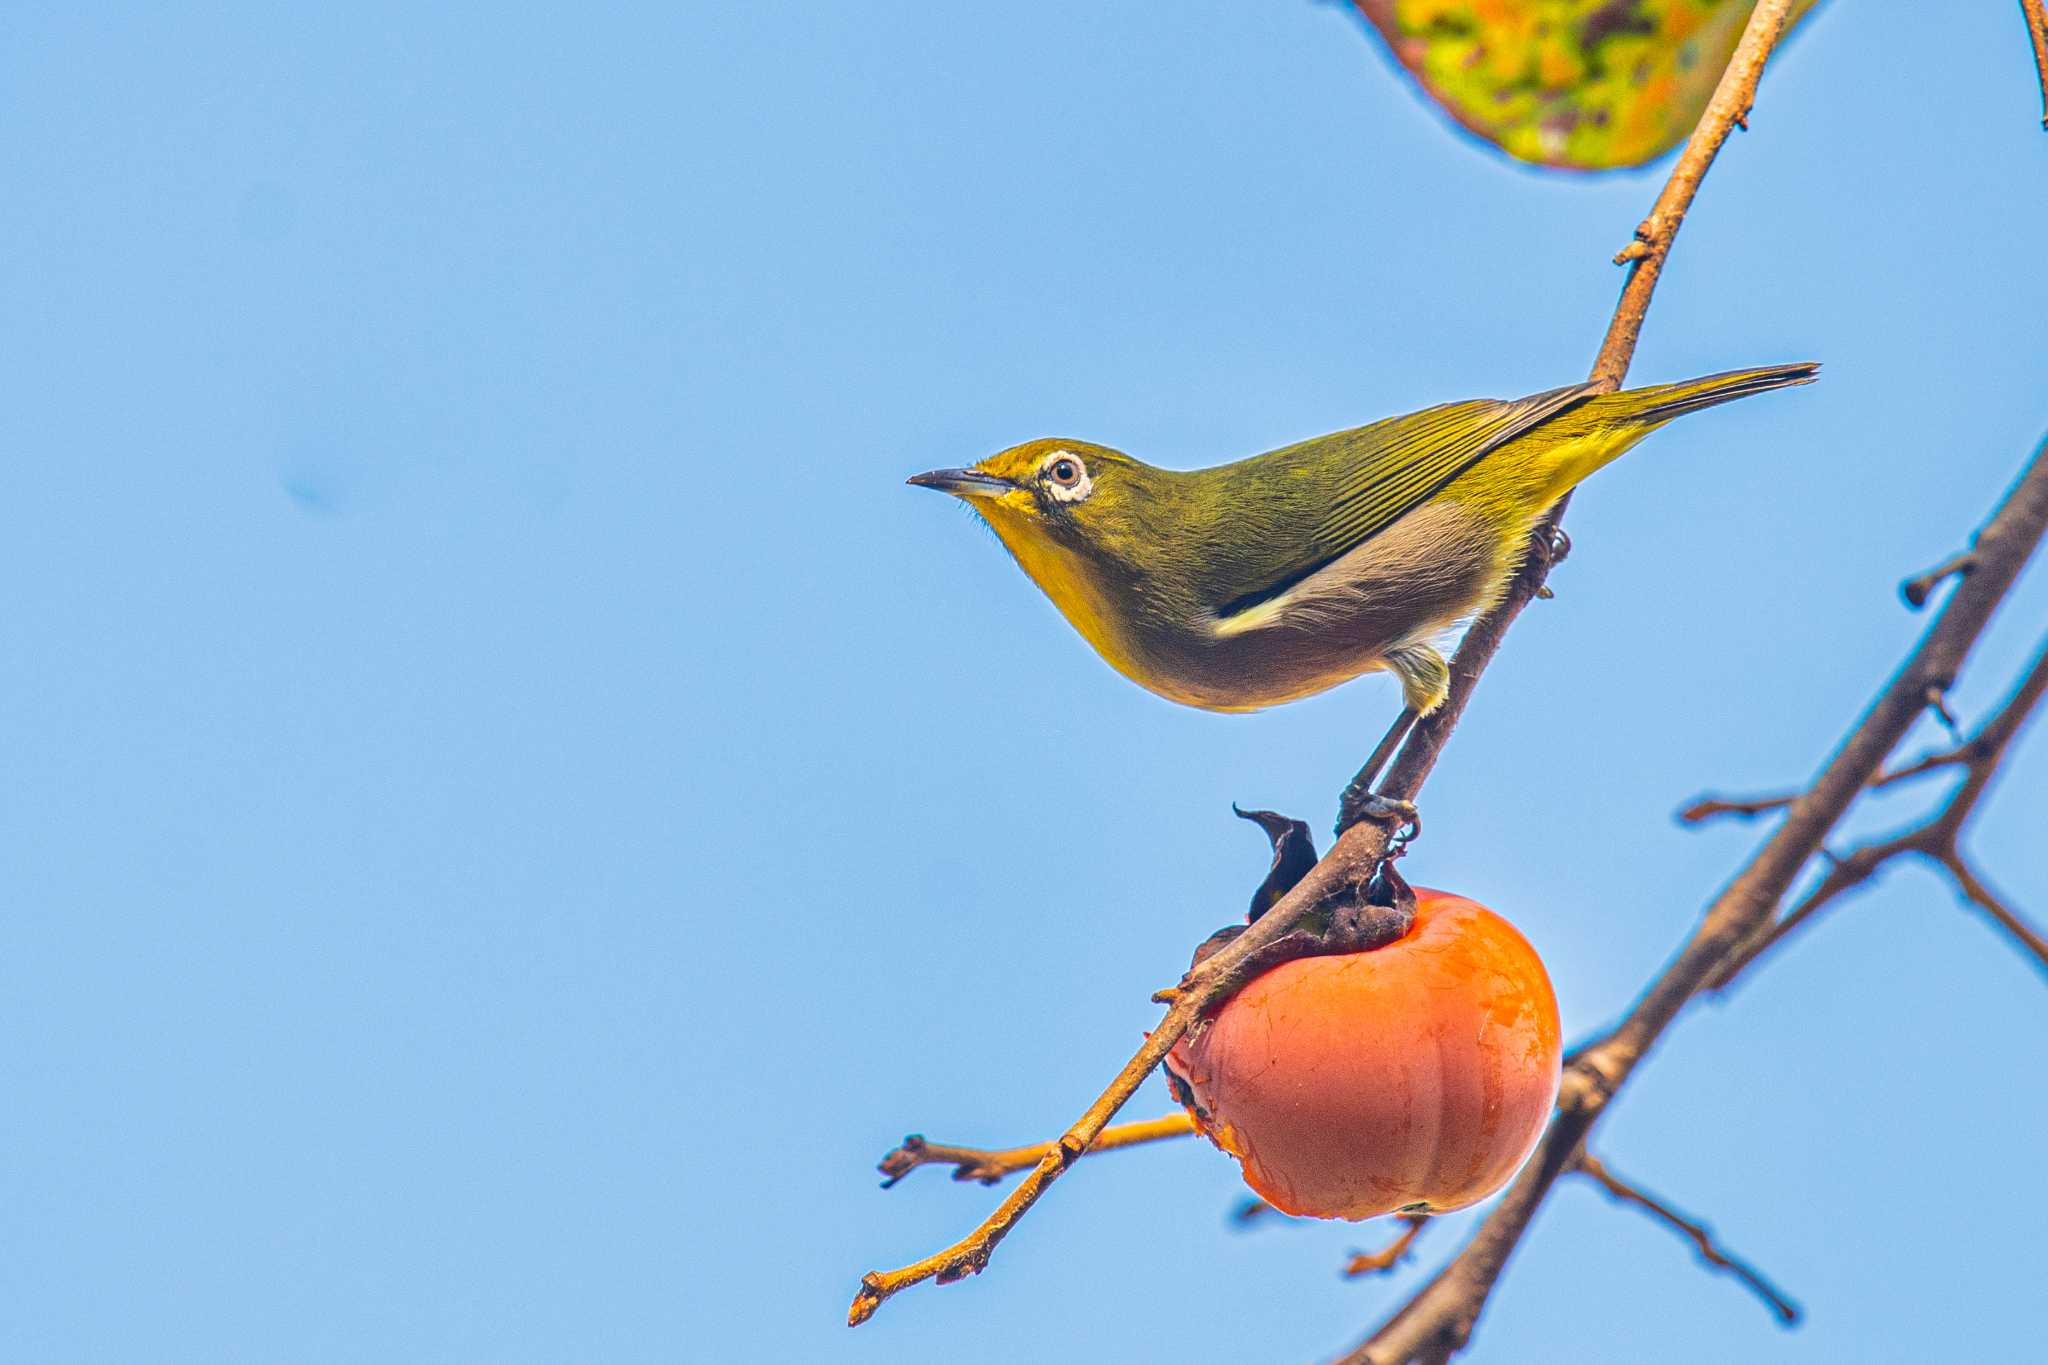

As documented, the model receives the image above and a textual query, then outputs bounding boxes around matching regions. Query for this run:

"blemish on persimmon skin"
[1165,889,1562,1223]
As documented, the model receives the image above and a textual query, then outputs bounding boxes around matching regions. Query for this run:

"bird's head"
[907,439,1157,555]
[908,438,1176,647]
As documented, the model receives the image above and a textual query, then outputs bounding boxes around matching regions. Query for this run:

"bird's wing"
[1213,381,1597,623]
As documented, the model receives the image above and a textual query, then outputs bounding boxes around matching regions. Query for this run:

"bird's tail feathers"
[1619,362,1821,427]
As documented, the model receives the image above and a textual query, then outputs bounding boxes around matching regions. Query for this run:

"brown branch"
[2022,0,2048,130]
[1676,737,1981,826]
[1342,433,2048,1364]
[1711,635,2048,987]
[1707,832,1919,986]
[1344,1215,1431,1278]
[1572,1154,1800,1326]
[1939,850,2048,973]
[1675,791,1801,823]
[854,0,1813,1329]
[1902,550,1980,608]
[876,1113,1196,1188]
[1587,0,1795,393]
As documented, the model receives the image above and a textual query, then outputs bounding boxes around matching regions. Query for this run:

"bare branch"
[1712,636,2048,988]
[2022,0,2048,130]
[1573,1154,1800,1326]
[876,1114,1196,1188]
[1677,740,1981,826]
[1902,550,1979,608]
[1676,791,1800,824]
[1708,834,1921,987]
[1344,1215,1431,1278]
[1937,848,2048,976]
[1584,0,1796,391]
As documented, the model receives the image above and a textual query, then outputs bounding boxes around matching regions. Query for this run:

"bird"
[909,363,1817,717]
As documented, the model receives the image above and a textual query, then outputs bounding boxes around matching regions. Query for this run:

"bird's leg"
[1335,709,1415,833]
[1332,641,1446,829]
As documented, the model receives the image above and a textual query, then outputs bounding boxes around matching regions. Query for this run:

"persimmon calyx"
[1174,810,1420,1011]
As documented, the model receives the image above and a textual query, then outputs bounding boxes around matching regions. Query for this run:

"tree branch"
[1572,1154,1800,1326]
[1344,1215,1431,1278]
[876,1114,1196,1188]
[1939,850,2048,974]
[1902,550,1980,608]
[1676,738,1981,825]
[2022,0,2048,130]
[1709,635,2048,987]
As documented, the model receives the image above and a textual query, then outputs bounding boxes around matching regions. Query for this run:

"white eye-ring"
[1041,450,1092,503]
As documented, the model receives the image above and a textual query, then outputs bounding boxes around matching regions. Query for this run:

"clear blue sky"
[4,5,2045,1363]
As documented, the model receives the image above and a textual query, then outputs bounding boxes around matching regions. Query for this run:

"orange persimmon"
[1165,888,1561,1221]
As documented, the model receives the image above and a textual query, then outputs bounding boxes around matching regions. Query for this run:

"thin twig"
[1586,0,1795,393]
[2021,0,2048,130]
[1343,436,2048,1364]
[1939,851,2048,976]
[1677,738,1983,825]
[1708,833,1918,986]
[1676,791,1801,823]
[1573,1155,1800,1325]
[1902,550,1979,608]
[1344,1216,1431,1278]
[1712,637,2048,988]
[876,1113,1196,1187]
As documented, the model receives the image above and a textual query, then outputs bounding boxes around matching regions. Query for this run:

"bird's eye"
[1039,450,1093,504]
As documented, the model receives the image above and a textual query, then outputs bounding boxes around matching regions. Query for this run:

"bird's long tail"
[1611,362,1821,427]
[1528,361,1818,499]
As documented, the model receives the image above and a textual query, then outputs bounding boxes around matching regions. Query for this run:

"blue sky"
[4,4,2045,1363]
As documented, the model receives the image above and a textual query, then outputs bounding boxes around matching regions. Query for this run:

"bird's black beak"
[907,467,1018,499]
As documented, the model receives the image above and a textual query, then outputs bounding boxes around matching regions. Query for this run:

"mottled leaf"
[1347,0,1822,170]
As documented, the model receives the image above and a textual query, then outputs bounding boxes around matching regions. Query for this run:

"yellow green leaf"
[1347,0,1823,171]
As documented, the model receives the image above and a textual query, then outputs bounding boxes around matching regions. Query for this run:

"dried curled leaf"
[1347,0,1823,170]
[1232,805,1318,921]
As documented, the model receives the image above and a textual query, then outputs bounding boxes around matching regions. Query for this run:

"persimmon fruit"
[1164,887,1561,1221]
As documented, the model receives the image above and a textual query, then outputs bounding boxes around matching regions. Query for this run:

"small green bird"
[910,363,1816,716]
